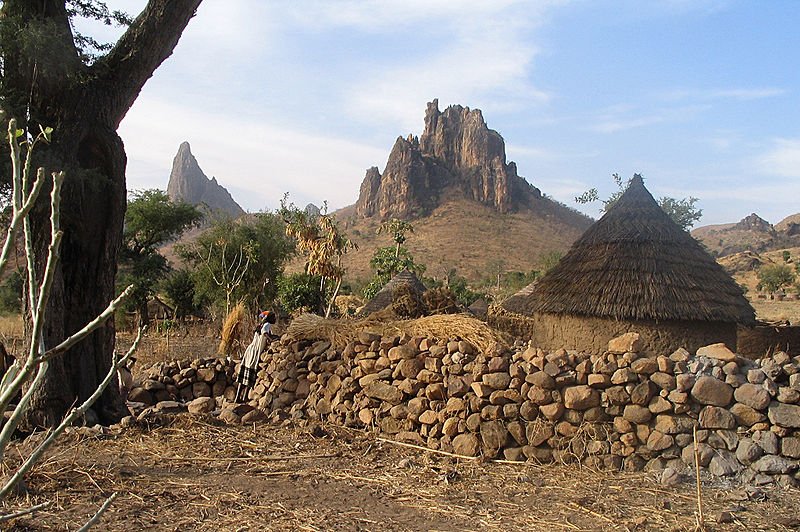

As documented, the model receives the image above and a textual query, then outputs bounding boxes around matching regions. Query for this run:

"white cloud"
[660,87,786,102]
[588,104,709,133]
[757,138,800,178]
[320,1,559,131]
[119,98,386,212]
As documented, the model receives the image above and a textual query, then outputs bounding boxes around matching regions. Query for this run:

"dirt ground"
[2,415,800,532]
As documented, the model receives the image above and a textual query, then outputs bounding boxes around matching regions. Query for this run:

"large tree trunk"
[1,0,202,427]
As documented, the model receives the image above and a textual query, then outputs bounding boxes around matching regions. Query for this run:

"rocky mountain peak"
[166,142,245,220]
[355,99,540,219]
[734,213,774,234]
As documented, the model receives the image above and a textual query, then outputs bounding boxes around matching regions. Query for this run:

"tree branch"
[92,0,203,127]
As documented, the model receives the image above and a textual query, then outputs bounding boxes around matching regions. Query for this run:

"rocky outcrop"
[167,142,245,220]
[693,212,800,257]
[733,213,775,235]
[355,100,541,219]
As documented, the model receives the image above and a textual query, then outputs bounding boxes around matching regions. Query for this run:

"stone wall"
[129,331,800,486]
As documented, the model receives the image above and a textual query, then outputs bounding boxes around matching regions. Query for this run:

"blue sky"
[92,1,799,226]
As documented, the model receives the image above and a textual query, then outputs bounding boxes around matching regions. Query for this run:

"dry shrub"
[218,303,249,356]
[392,283,425,319]
[422,287,463,315]
[333,294,363,318]
[286,312,506,353]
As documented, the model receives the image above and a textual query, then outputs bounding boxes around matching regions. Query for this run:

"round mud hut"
[500,175,755,354]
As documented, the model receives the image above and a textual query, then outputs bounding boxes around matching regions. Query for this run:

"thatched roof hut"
[357,270,426,317]
[500,175,755,354]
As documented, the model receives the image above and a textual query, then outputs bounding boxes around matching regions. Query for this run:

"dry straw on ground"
[286,312,506,353]
[4,416,799,531]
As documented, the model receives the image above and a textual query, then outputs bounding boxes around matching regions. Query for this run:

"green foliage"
[277,272,324,314]
[448,276,485,307]
[539,251,563,273]
[782,250,791,263]
[0,271,23,314]
[161,269,198,320]
[118,189,202,318]
[361,245,427,301]
[576,173,703,231]
[179,213,294,316]
[377,218,414,257]
[757,263,796,294]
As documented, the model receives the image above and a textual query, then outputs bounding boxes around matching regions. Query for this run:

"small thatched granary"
[357,270,426,317]
[467,297,489,321]
[500,175,755,354]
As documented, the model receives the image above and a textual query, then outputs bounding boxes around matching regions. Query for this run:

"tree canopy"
[576,173,703,231]
[118,189,202,323]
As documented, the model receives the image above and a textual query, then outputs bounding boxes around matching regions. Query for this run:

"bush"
[277,273,324,314]
[0,271,23,314]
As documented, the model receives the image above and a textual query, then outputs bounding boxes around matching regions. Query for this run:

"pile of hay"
[286,312,506,354]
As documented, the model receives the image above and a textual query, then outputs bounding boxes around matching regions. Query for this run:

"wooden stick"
[76,492,118,532]
[693,424,705,531]
[0,501,52,523]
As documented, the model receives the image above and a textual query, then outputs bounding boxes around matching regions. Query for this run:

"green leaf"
[14,129,24,138]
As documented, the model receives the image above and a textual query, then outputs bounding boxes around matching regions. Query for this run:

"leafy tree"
[280,196,356,317]
[277,272,324,315]
[377,218,414,259]
[757,263,796,295]
[161,269,198,320]
[362,246,426,300]
[0,270,23,314]
[179,214,294,319]
[0,0,201,426]
[539,250,563,274]
[119,189,201,324]
[576,173,702,231]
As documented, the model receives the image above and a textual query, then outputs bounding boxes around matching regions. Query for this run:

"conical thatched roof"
[506,176,755,324]
[499,280,538,313]
[357,270,426,317]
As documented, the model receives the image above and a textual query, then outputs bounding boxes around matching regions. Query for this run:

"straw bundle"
[218,302,249,356]
[286,312,505,353]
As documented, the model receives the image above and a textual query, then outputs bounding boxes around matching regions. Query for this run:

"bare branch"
[0,328,143,499]
[39,284,134,363]
[77,492,119,532]
[0,501,52,523]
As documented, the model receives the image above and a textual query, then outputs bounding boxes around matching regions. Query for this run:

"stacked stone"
[127,331,800,485]
[127,356,236,406]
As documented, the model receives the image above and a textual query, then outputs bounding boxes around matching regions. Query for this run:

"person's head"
[259,310,277,324]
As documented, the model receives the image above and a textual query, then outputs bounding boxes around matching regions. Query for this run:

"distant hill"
[167,142,245,220]
[692,212,800,257]
[336,100,592,282]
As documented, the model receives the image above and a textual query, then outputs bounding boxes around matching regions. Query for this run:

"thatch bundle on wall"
[501,175,755,354]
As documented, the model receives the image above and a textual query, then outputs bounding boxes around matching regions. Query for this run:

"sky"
[84,1,800,226]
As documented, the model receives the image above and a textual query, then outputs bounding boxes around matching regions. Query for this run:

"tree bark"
[1,0,202,427]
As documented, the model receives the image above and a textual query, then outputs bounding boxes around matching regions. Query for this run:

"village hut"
[147,296,175,321]
[357,270,427,317]
[501,175,755,354]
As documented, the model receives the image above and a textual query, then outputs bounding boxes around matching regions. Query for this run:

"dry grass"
[0,314,23,345]
[286,312,506,353]
[750,300,800,325]
[3,416,799,531]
